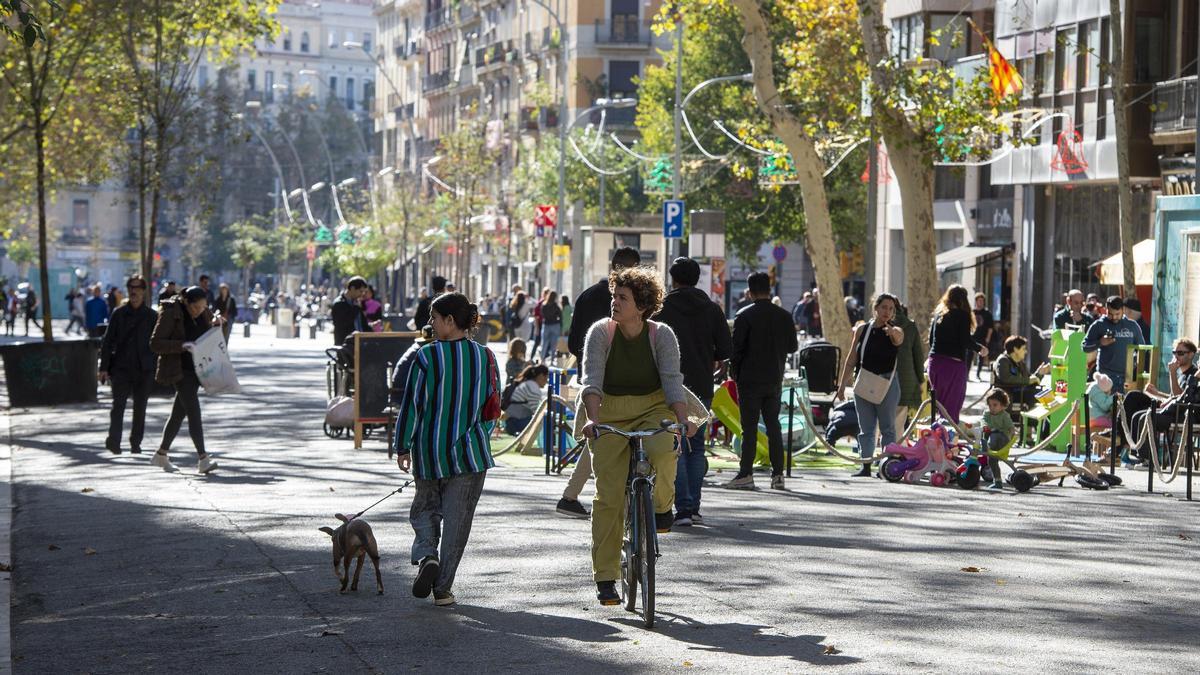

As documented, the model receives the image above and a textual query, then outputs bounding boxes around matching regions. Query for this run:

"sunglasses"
[1173,350,1194,357]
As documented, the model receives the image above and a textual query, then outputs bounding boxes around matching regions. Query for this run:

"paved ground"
[3,328,1199,673]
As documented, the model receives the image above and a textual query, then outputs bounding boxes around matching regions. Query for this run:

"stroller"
[796,339,841,428]
[324,345,355,438]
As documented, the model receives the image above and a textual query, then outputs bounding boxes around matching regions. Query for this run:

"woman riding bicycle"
[578,266,698,606]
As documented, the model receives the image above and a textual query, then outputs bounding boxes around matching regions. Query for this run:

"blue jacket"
[85,296,109,329]
[1081,317,1144,381]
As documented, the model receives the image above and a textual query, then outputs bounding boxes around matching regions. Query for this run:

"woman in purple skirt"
[927,285,987,423]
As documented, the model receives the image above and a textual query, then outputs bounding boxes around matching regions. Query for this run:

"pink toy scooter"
[880,423,962,486]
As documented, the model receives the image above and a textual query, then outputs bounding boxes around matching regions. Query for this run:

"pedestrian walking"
[836,293,905,477]
[413,287,431,330]
[557,246,642,518]
[724,272,799,490]
[560,294,573,336]
[508,291,530,340]
[331,276,370,346]
[149,286,225,474]
[972,292,995,380]
[1082,296,1145,393]
[22,285,41,336]
[1052,289,1095,331]
[540,290,562,361]
[892,302,926,436]
[394,292,498,607]
[85,284,109,337]
[530,288,549,359]
[576,265,697,605]
[65,289,85,335]
[927,284,986,423]
[198,274,215,309]
[363,285,384,328]
[214,283,237,341]
[99,275,157,455]
[5,288,17,335]
[653,257,732,526]
[792,291,812,333]
[803,290,822,337]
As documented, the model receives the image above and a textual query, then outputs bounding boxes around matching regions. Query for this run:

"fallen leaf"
[81,488,95,493]
[84,547,97,555]
[683,661,694,667]
[1017,513,1027,517]
[823,645,842,655]
[960,566,982,573]
[47,544,60,551]
[329,487,335,492]
[996,579,1007,585]
[1179,533,1192,541]
[0,563,11,572]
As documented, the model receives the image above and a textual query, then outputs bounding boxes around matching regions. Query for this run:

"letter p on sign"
[663,200,684,239]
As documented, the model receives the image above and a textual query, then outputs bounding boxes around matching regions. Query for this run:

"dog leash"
[348,479,414,521]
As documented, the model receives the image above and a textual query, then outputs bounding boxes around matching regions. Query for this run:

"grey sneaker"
[674,516,693,527]
[770,474,786,490]
[433,590,456,607]
[692,513,703,523]
[723,474,755,490]
[151,452,178,473]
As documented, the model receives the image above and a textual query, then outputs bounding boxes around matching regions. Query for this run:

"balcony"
[475,40,520,71]
[424,6,452,31]
[394,102,415,122]
[423,70,452,92]
[590,106,636,127]
[1151,75,1196,141]
[595,17,650,48]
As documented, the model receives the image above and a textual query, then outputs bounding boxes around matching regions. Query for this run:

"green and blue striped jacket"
[394,338,496,480]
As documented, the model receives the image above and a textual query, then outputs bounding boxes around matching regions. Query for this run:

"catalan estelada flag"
[969,19,1022,100]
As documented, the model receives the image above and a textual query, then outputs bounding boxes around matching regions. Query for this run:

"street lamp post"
[523,0,567,294]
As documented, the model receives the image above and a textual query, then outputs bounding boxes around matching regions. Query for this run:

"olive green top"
[603,323,662,395]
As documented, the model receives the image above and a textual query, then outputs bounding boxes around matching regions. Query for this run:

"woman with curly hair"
[577,266,698,607]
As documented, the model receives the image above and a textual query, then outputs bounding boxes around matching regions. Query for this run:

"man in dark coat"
[413,275,447,330]
[726,271,799,490]
[566,246,641,362]
[332,276,369,346]
[653,257,732,526]
[99,275,158,454]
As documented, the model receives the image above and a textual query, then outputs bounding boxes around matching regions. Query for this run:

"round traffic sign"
[773,245,787,262]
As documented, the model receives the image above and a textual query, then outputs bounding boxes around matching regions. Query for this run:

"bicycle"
[591,420,685,629]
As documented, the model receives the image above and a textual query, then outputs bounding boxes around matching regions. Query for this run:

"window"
[283,29,292,51]
[197,65,208,88]
[611,0,638,40]
[329,29,338,48]
[346,77,355,110]
[363,80,374,108]
[284,71,294,95]
[71,200,89,240]
[891,14,923,62]
[363,32,372,52]
[1055,28,1075,92]
[247,68,257,91]
[265,71,275,102]
[329,76,338,99]
[933,166,965,201]
[1101,18,1111,85]
[300,32,310,53]
[1081,21,1100,88]
[127,200,137,239]
[1134,15,1165,82]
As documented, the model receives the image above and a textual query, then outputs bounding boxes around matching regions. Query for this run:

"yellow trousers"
[590,390,678,582]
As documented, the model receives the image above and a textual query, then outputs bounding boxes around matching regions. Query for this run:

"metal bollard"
[309,323,318,339]
[243,322,251,338]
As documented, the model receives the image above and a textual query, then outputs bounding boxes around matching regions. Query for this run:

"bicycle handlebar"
[591,419,686,440]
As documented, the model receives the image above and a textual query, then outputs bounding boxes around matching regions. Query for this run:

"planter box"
[0,339,100,407]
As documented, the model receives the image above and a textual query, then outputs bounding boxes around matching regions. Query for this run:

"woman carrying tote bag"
[836,293,905,477]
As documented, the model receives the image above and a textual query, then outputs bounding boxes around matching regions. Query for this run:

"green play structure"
[1021,328,1086,452]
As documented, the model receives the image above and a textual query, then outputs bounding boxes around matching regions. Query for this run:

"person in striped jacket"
[394,292,498,607]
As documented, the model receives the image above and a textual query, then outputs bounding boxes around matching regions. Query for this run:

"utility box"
[276,308,295,339]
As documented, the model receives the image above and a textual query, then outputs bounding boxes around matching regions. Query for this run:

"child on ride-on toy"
[982,388,1014,489]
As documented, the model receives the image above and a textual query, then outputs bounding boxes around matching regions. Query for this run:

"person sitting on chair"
[992,336,1048,408]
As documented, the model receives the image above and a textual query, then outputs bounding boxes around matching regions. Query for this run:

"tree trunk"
[1109,0,1137,298]
[888,145,940,332]
[730,0,853,358]
[858,0,939,338]
[137,120,148,273]
[34,117,53,342]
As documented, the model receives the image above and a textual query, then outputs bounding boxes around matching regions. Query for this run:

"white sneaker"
[723,474,755,490]
[151,453,179,473]
[197,456,219,474]
[770,474,786,490]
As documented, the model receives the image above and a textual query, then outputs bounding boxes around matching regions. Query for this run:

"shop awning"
[1095,239,1156,285]
[936,245,1006,274]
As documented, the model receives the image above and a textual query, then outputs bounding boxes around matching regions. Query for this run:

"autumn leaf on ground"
[329,487,335,492]
[683,661,694,667]
[81,488,95,493]
[960,566,983,573]
[996,579,1007,585]
[823,645,842,655]
[84,547,97,555]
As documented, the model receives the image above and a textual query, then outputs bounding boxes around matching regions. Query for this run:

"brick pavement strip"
[3,331,1200,673]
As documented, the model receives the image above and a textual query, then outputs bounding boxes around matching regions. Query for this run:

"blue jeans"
[541,324,561,360]
[854,374,900,461]
[675,397,710,518]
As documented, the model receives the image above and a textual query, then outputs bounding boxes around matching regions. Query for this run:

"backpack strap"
[605,319,658,346]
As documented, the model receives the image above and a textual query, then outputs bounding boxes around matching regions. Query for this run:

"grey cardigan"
[579,318,688,405]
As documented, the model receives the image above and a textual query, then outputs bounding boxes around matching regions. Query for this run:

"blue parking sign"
[663,200,685,239]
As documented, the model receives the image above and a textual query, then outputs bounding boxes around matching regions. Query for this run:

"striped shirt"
[393,338,496,480]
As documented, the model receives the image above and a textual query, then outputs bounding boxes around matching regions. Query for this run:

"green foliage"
[227,214,271,274]
[0,0,60,45]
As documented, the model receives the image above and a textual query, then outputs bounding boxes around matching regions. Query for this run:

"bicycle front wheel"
[637,482,656,628]
[622,489,637,612]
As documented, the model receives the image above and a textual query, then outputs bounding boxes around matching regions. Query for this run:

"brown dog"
[319,513,383,594]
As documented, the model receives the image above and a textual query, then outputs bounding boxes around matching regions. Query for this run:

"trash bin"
[276,308,295,339]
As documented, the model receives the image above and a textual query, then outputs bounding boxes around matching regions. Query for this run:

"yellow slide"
[711,383,771,463]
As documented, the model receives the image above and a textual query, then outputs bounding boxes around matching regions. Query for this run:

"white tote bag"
[191,326,242,395]
[852,322,895,405]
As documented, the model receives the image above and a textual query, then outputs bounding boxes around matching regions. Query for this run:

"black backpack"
[499,378,521,411]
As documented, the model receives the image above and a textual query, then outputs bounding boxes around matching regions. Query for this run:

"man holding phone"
[1082,296,1145,393]
[99,275,158,454]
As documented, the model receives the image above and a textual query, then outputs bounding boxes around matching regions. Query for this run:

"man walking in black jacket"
[726,272,799,490]
[99,275,158,455]
[332,276,370,346]
[556,245,643,518]
[654,257,732,525]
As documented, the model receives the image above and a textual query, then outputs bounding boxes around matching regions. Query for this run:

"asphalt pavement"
[3,326,1199,673]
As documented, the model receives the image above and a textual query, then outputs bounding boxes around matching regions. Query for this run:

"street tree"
[1,0,127,341]
[431,109,502,291]
[227,214,270,295]
[120,0,278,280]
[1107,0,1136,297]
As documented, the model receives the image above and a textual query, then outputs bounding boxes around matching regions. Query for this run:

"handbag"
[852,322,895,405]
[482,349,502,421]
